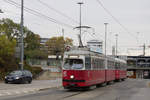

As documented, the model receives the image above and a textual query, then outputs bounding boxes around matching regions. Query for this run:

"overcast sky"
[0,0,150,55]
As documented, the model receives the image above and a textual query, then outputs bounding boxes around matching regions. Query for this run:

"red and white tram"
[62,47,127,89]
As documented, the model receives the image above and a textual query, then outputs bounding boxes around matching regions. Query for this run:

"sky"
[0,0,150,56]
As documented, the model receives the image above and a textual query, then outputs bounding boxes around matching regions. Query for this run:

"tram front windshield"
[63,59,83,69]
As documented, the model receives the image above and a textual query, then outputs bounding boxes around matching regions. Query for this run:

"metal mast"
[115,34,118,57]
[104,23,108,69]
[77,2,83,47]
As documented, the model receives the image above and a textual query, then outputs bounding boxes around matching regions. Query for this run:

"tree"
[0,18,47,60]
[0,35,16,66]
[24,33,48,59]
[0,18,46,80]
[24,32,41,50]
[0,35,18,80]
[46,36,73,56]
[0,18,21,40]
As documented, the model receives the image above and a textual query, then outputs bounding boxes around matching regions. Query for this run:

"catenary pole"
[115,34,118,57]
[77,2,83,47]
[104,23,108,69]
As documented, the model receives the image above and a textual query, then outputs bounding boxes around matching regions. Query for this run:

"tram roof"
[115,58,127,63]
[64,46,103,57]
[64,46,126,63]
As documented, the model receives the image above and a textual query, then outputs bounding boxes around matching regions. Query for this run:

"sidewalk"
[0,78,62,97]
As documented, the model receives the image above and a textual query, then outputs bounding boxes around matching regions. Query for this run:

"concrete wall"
[36,70,62,80]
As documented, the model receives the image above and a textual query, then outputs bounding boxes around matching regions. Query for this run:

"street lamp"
[115,34,118,57]
[77,2,84,47]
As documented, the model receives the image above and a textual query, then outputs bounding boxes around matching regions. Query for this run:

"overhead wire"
[3,0,74,28]
[96,0,138,42]
[37,0,79,24]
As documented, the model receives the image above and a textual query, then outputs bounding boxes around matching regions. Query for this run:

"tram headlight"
[70,75,74,79]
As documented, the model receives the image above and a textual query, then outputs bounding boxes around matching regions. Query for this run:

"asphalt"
[0,78,62,97]
[1,79,150,100]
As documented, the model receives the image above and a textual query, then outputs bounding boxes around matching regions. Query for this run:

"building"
[87,39,103,48]
[127,56,150,79]
[87,39,103,53]
[40,38,49,45]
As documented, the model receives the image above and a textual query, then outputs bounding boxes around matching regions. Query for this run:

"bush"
[0,63,43,81]
[31,67,43,78]
[24,63,43,78]
[0,58,19,81]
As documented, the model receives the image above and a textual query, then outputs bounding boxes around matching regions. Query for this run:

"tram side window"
[109,61,113,69]
[115,62,119,69]
[85,57,91,70]
[102,60,105,69]
[111,61,115,70]
[92,59,95,70]
[124,63,126,70]
[113,62,115,69]
[108,61,111,69]
[110,61,114,69]
[118,63,121,70]
[121,63,123,70]
[98,59,100,69]
[95,58,99,70]
[92,58,97,70]
[93,59,96,70]
[122,63,126,70]
[96,58,98,70]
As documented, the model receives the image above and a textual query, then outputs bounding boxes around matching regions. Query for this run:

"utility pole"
[20,0,24,70]
[77,2,83,47]
[104,23,108,57]
[112,45,115,57]
[62,28,64,38]
[143,43,146,56]
[104,23,108,69]
[115,34,118,57]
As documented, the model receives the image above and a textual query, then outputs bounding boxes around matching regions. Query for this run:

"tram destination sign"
[89,46,102,54]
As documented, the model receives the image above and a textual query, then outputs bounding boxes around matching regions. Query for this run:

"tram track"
[62,92,82,99]
[60,80,129,100]
[61,80,138,100]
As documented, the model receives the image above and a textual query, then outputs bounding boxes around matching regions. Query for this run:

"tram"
[62,47,127,89]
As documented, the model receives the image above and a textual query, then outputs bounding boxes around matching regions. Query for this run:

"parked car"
[5,70,32,84]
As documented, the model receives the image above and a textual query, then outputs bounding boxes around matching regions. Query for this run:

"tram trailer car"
[115,58,127,81]
[62,47,127,89]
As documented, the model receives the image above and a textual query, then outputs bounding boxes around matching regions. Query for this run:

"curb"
[38,85,62,91]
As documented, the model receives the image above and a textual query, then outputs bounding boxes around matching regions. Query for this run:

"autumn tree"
[0,35,18,80]
[24,32,47,59]
[46,36,73,56]
[0,18,47,60]
[0,18,45,79]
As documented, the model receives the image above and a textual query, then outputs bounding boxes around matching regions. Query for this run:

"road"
[0,79,150,100]
[0,79,61,97]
